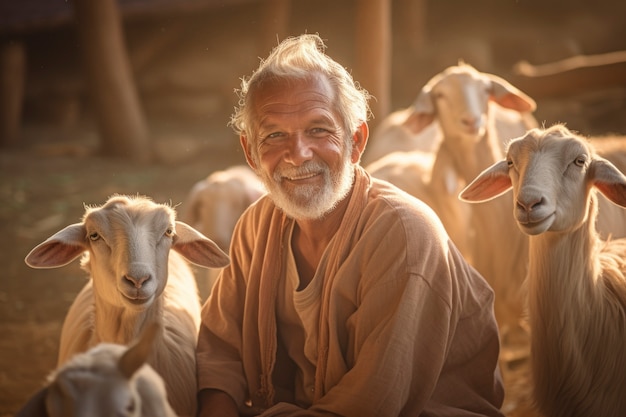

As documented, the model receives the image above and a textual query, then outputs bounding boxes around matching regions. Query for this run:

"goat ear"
[591,158,626,208]
[403,111,436,135]
[24,224,87,269]
[172,221,230,268]
[405,87,437,135]
[118,322,160,379]
[411,86,436,115]
[459,160,513,202]
[487,73,536,113]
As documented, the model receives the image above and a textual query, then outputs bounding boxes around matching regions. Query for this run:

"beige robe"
[197,166,504,416]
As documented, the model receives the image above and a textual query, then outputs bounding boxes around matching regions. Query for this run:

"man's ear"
[351,122,369,163]
[240,134,257,170]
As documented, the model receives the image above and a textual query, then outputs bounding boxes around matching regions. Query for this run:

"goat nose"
[516,196,544,213]
[461,115,481,133]
[124,274,150,289]
[461,116,475,126]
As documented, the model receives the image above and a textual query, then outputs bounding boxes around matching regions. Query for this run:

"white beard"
[259,150,355,220]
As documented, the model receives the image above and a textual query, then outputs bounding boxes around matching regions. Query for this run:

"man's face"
[243,74,355,220]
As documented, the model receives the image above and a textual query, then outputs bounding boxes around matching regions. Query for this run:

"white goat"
[362,62,538,166]
[460,124,626,417]
[16,322,176,417]
[366,63,537,337]
[24,194,230,417]
[182,164,264,297]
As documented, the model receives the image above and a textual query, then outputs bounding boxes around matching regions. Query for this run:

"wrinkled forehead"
[248,74,342,136]
[250,74,336,112]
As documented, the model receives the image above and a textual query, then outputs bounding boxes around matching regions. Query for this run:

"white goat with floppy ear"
[25,194,230,417]
[460,124,626,417]
[15,322,176,417]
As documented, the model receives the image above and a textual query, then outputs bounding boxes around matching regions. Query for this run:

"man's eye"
[309,128,329,136]
[266,132,284,139]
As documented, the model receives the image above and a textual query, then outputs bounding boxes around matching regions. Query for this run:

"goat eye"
[574,155,587,167]
[165,227,174,238]
[88,232,100,241]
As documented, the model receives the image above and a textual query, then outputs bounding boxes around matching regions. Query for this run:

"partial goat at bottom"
[16,322,176,417]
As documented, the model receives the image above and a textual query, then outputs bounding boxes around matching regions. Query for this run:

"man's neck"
[291,187,352,289]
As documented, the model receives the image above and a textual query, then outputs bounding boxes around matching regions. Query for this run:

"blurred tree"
[73,0,152,162]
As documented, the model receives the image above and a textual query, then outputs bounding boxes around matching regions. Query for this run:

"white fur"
[460,124,626,417]
[25,194,230,417]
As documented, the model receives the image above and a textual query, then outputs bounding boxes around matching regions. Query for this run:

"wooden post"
[259,0,291,55]
[355,0,391,130]
[73,0,152,162]
[395,0,428,54]
[0,40,26,148]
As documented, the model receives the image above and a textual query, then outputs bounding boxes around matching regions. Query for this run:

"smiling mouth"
[285,172,319,181]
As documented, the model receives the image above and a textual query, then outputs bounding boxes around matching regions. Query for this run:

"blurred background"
[1,0,625,415]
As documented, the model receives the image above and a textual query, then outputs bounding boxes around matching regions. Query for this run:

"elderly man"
[196,34,504,417]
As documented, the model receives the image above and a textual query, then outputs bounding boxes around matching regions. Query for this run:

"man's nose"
[284,133,313,165]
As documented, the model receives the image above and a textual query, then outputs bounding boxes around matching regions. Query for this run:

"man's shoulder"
[234,195,286,240]
[241,194,277,220]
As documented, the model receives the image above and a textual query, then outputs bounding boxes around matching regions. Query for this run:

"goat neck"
[526,194,626,417]
[93,294,164,346]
